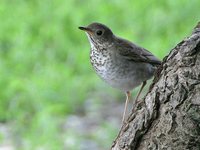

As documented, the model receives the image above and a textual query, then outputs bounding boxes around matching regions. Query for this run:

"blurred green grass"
[0,0,200,149]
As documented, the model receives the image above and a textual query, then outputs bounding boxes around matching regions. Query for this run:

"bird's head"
[79,22,114,48]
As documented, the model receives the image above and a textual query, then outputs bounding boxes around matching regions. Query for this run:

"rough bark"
[111,22,200,150]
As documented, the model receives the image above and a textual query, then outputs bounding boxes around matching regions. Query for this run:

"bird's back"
[114,36,161,66]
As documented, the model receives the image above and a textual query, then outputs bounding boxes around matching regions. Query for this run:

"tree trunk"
[111,22,200,150]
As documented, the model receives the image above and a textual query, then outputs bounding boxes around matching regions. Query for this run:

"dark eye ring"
[96,30,103,36]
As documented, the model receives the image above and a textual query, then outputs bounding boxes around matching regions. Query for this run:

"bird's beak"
[78,26,93,35]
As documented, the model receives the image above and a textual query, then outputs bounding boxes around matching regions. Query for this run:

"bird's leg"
[134,81,147,104]
[122,91,131,123]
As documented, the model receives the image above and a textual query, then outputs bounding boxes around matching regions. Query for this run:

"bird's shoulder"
[114,36,161,65]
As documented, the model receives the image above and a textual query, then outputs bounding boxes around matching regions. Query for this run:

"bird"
[79,22,161,123]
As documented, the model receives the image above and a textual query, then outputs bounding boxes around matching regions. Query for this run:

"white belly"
[90,50,149,91]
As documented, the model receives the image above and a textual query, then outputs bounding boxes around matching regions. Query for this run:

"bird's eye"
[96,30,103,36]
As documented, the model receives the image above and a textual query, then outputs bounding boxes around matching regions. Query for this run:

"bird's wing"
[115,37,161,65]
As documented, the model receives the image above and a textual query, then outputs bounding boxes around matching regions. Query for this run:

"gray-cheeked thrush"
[79,22,161,123]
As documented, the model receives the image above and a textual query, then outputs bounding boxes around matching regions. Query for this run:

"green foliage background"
[0,0,199,149]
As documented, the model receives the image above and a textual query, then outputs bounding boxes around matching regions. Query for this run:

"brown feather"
[115,36,161,65]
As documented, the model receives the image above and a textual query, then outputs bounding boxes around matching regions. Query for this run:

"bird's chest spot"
[90,48,111,77]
